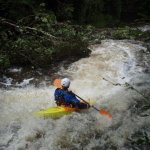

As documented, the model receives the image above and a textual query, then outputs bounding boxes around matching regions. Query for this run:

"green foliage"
[55,24,76,38]
[54,36,89,60]
[0,4,89,68]
[110,26,150,41]
[0,54,10,68]
[34,12,56,32]
[9,36,54,66]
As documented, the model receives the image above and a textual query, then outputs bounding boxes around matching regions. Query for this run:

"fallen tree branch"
[100,76,149,100]
[102,77,121,86]
[124,82,149,100]
[0,17,57,39]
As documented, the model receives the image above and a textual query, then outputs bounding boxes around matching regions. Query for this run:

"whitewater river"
[0,40,150,150]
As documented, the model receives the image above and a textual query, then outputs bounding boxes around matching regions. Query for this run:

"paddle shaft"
[73,93,100,112]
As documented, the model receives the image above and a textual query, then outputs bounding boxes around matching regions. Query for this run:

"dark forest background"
[1,0,150,25]
[0,0,150,69]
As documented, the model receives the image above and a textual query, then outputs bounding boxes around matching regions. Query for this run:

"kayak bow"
[34,100,95,118]
[34,106,85,118]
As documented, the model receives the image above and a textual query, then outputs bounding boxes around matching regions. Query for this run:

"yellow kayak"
[34,106,80,118]
[34,100,95,118]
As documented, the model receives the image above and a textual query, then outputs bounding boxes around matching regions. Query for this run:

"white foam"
[8,67,22,73]
[16,78,34,87]
[138,25,150,31]
[0,40,149,150]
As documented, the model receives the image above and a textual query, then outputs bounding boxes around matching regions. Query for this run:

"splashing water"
[0,40,150,150]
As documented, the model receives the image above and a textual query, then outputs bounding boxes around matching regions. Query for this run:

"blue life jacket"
[54,88,80,105]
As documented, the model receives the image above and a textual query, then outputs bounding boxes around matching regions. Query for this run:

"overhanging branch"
[0,17,57,39]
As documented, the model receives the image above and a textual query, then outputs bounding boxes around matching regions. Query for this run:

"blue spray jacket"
[54,88,80,105]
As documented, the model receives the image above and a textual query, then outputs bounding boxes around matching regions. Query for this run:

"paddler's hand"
[87,104,91,108]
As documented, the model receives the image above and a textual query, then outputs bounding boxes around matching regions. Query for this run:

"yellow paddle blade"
[100,108,112,119]
[53,79,62,88]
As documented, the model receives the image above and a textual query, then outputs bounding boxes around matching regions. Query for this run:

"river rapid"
[0,40,150,150]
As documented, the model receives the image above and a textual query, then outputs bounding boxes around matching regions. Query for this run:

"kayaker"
[54,78,89,108]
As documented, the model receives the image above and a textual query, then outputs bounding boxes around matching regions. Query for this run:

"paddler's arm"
[54,88,64,101]
[68,91,90,107]
[64,91,80,104]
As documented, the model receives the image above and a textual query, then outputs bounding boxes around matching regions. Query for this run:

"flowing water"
[0,40,150,150]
